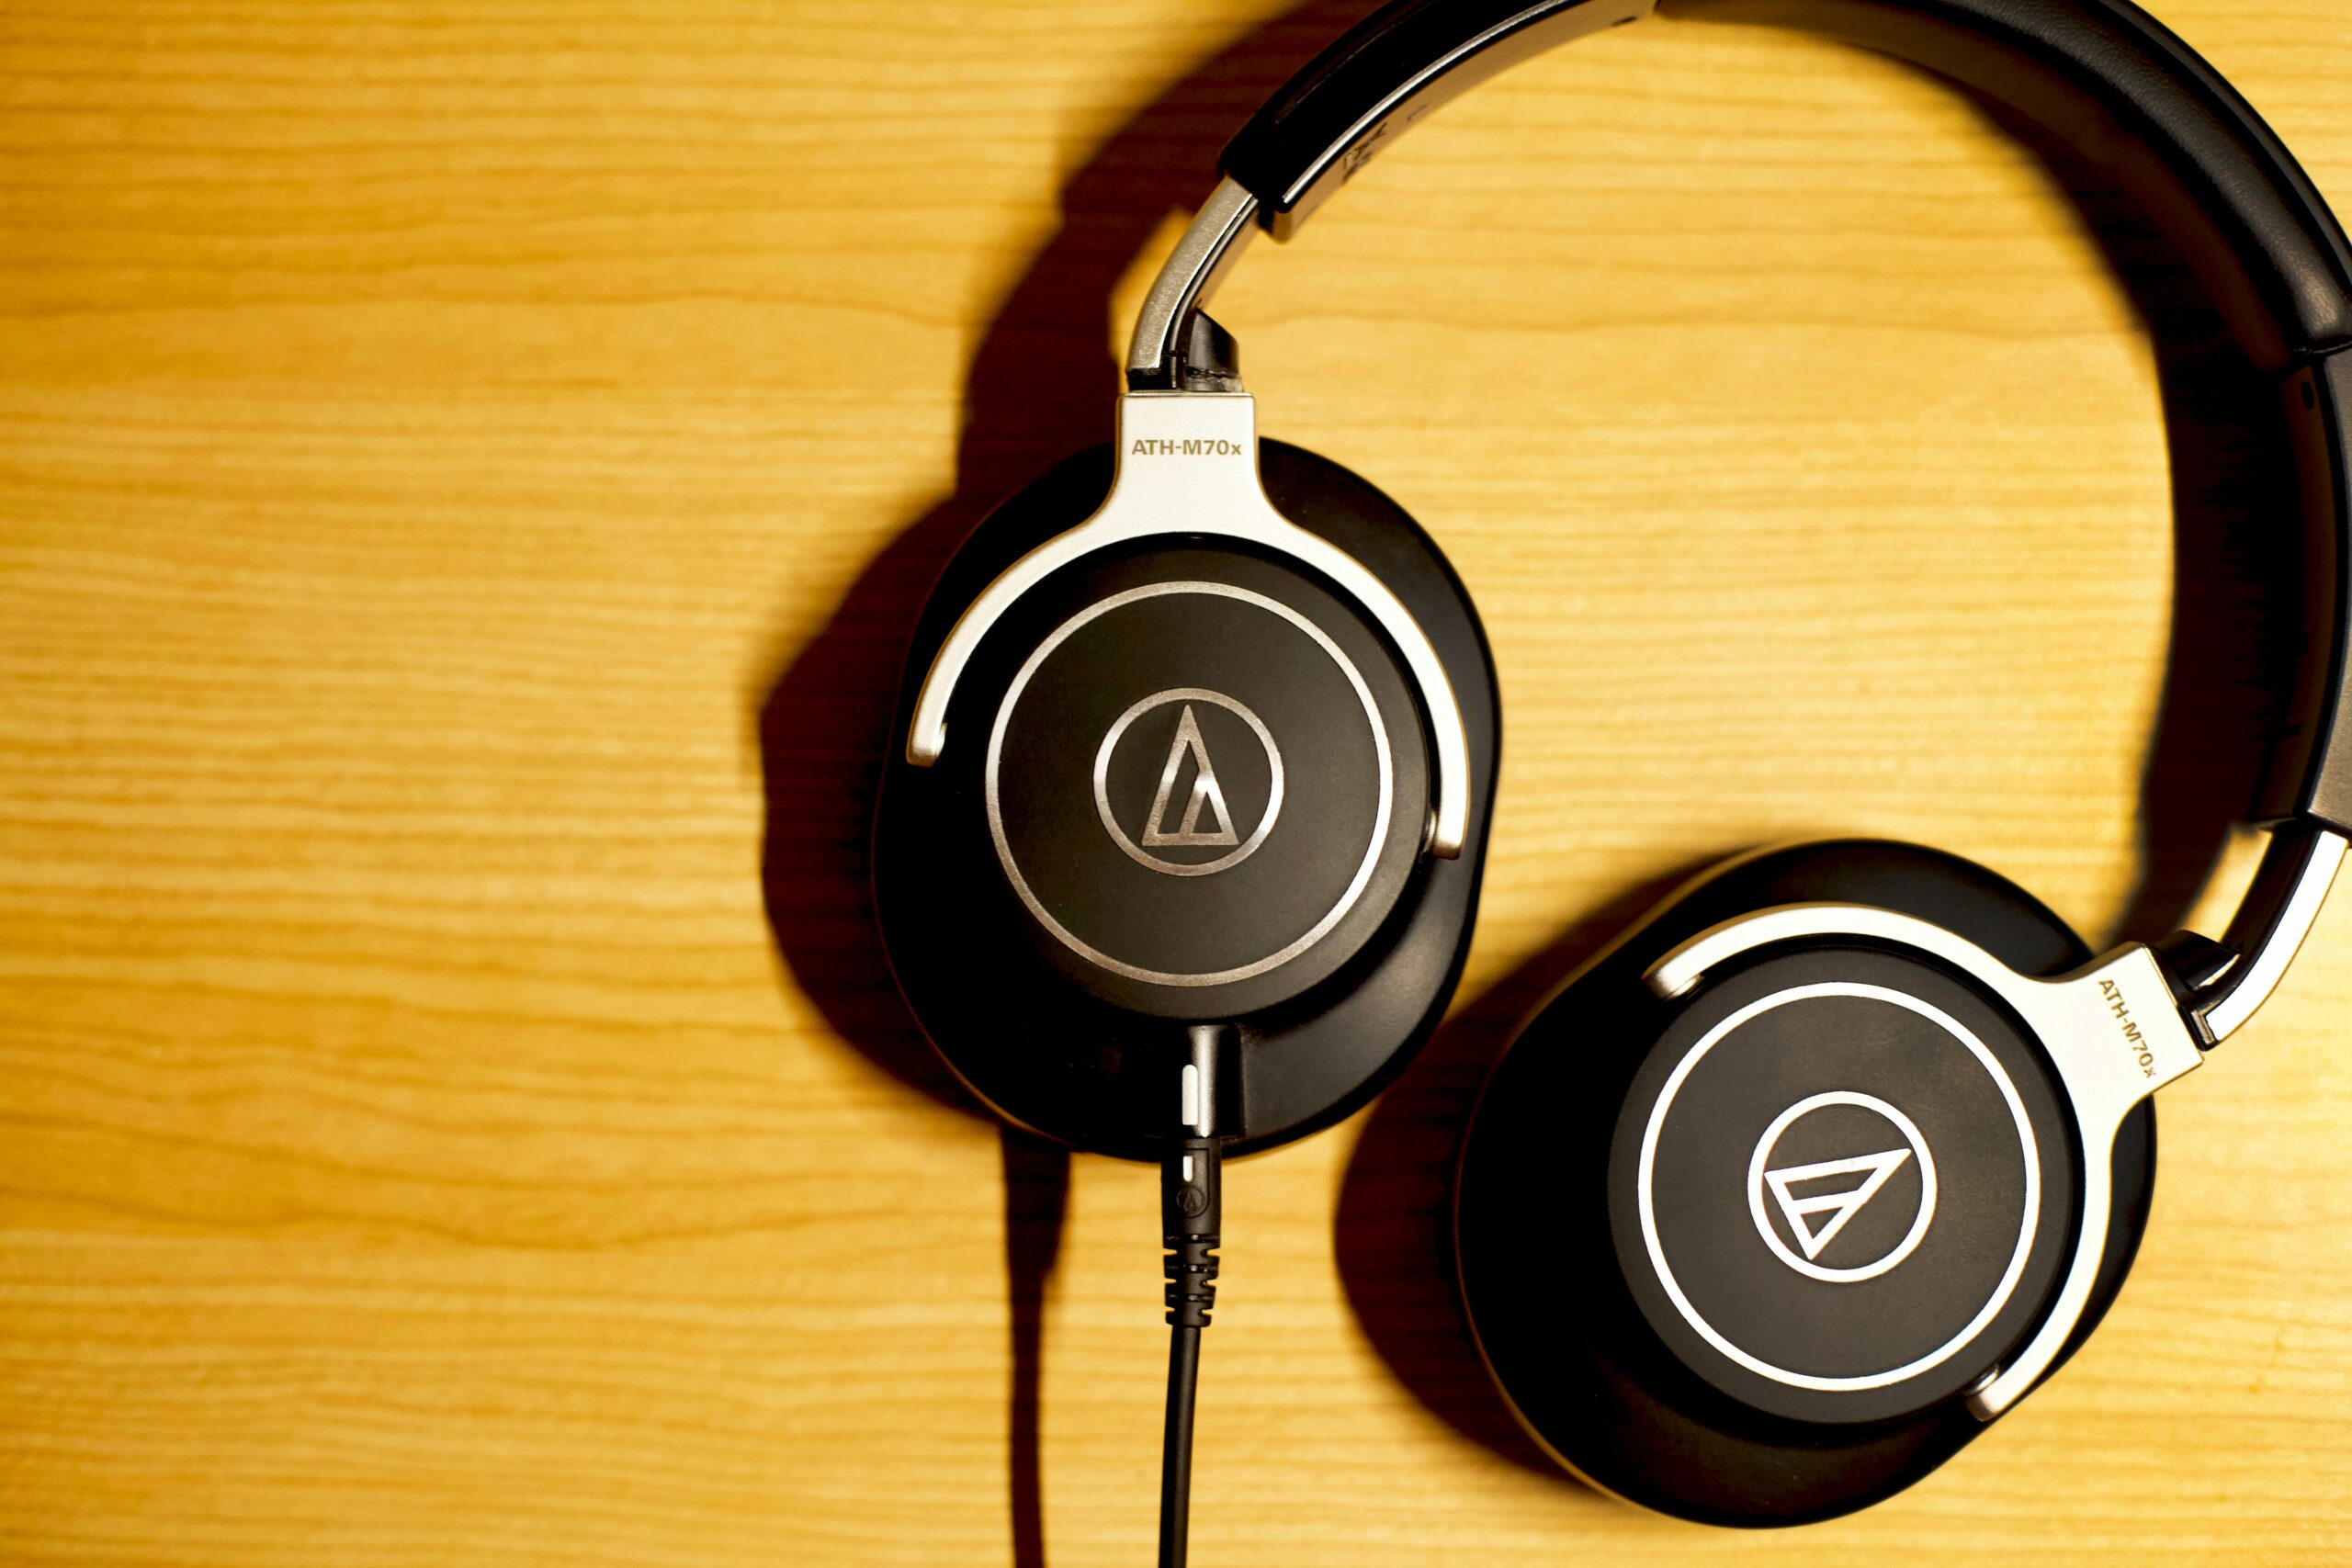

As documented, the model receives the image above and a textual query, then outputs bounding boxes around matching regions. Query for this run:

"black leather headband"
[1135,0,2352,848]
[1223,0,2352,367]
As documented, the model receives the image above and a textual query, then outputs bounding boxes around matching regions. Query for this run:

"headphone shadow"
[1327,94,2305,1483]
[754,7,1391,1564]
[753,8,2307,1548]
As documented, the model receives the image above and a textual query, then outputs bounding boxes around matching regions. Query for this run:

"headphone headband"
[1134,0,2352,376]
[1123,0,2350,1041]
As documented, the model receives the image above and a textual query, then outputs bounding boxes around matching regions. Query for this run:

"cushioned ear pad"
[873,440,1498,1159]
[1453,840,2157,1525]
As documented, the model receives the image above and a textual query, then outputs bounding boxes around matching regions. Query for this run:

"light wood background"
[5,2,2351,1563]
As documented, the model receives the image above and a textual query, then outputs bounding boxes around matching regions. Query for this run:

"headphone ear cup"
[1455,840,2158,1524]
[874,439,1498,1159]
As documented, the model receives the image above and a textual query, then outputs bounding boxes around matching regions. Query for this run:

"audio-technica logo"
[1128,438,1246,457]
[1091,688,1283,878]
[1747,1091,1939,1283]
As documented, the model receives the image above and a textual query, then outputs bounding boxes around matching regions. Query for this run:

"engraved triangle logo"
[1762,1148,1913,1261]
[1140,703,1239,849]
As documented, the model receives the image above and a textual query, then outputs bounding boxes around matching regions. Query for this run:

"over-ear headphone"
[873,0,2352,1545]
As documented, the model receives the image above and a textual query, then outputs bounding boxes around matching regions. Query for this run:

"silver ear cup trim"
[1641,904,2203,1420]
[904,392,1472,861]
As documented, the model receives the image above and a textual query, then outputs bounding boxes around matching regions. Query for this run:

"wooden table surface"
[6,2,2351,1562]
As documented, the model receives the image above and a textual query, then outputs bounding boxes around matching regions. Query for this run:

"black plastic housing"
[1454,840,2157,1525]
[874,441,1499,1160]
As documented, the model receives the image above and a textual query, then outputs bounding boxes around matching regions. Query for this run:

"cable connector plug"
[1159,1028,1225,1568]
[1157,1134,1221,1568]
[1160,1137,1222,1330]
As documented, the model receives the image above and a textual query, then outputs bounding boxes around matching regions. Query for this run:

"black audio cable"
[1158,1029,1224,1568]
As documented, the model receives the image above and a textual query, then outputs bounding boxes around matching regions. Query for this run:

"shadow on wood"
[754,7,2306,1551]
[754,8,1387,1562]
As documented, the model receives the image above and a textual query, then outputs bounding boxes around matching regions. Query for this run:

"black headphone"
[872,0,2352,1543]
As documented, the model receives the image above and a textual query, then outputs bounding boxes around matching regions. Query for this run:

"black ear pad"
[1454,840,2157,1525]
[875,441,1498,1159]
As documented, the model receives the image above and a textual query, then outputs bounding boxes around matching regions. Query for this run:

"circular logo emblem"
[1746,1091,1939,1284]
[1091,688,1283,877]
[983,578,1412,991]
[1618,967,2061,1418]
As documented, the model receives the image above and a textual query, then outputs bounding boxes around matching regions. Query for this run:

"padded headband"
[1217,0,2352,368]
[1126,0,2352,874]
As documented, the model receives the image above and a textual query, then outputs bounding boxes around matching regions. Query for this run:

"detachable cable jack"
[1159,1026,1225,1568]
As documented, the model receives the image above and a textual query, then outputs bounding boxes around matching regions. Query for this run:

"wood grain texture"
[4,1,2350,1562]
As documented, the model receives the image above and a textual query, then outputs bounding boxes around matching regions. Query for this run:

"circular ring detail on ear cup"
[1610,945,2075,1427]
[1453,840,2154,1524]
[959,543,1431,1021]
[984,576,1402,988]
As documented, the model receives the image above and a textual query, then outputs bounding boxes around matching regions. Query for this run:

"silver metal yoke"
[2192,825,2346,1044]
[1128,178,1260,390]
